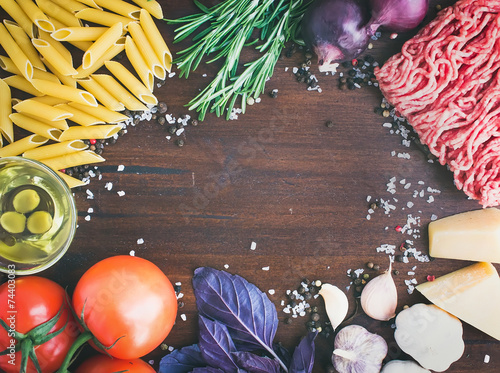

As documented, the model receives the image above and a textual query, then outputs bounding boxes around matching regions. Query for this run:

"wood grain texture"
[1,0,499,371]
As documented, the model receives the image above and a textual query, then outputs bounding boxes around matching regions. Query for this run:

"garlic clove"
[332,324,388,373]
[319,283,349,330]
[360,261,397,321]
[381,360,431,373]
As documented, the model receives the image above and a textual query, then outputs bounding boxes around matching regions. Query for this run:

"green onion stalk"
[167,0,312,120]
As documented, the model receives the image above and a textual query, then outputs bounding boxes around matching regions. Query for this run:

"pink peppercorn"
[90,139,97,145]
[395,225,402,232]
[426,275,436,282]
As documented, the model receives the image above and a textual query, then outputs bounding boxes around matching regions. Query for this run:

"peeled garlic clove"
[360,261,397,321]
[332,324,388,373]
[319,283,348,330]
[381,360,430,373]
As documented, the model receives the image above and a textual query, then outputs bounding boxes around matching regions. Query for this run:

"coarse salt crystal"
[129,250,135,256]
[86,189,94,199]
[117,165,125,171]
[430,214,438,221]
[168,72,176,78]
[484,355,490,363]
[87,207,93,213]
[117,190,125,196]
[85,215,91,221]
[137,238,144,245]
[366,214,371,220]
[262,266,270,271]
[180,314,186,321]
[175,282,182,286]
[224,264,229,269]
[407,271,415,276]
[105,182,113,191]
[177,293,184,299]
[268,289,275,295]
[176,127,184,136]
[250,241,257,250]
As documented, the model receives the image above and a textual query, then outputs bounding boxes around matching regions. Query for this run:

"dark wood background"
[1,0,499,372]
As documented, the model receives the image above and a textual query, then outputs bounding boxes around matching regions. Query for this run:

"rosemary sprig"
[167,0,312,120]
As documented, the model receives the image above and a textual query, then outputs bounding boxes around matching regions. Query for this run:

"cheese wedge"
[416,262,500,340]
[428,208,500,263]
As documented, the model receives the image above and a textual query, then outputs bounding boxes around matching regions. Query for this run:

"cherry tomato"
[0,276,79,373]
[74,354,155,373]
[72,255,177,359]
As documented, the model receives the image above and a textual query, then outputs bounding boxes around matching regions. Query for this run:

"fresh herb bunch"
[167,0,312,120]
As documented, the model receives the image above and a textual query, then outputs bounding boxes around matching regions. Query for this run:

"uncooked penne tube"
[73,36,125,78]
[38,30,73,65]
[30,96,68,105]
[0,0,35,37]
[105,61,157,105]
[14,99,73,122]
[23,139,88,159]
[125,36,153,92]
[30,79,97,106]
[40,149,105,170]
[4,20,45,71]
[55,104,103,126]
[77,77,124,112]
[130,0,163,19]
[75,8,133,28]
[58,124,122,142]
[52,27,108,41]
[0,23,33,80]
[139,9,172,72]
[32,39,78,76]
[47,16,92,51]
[128,22,165,80]
[0,79,13,144]
[49,0,88,13]
[56,170,87,188]
[0,134,48,157]
[68,102,129,123]
[16,0,54,32]
[82,22,123,70]
[3,75,43,96]
[10,113,62,141]
[92,74,148,111]
[75,0,102,10]
[94,0,140,20]
[24,113,69,131]
[36,0,82,28]
[0,56,60,83]
[41,58,78,88]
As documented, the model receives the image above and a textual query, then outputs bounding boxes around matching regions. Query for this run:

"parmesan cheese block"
[416,262,500,340]
[428,208,500,263]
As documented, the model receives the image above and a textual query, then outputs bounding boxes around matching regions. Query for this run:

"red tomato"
[0,276,79,373]
[74,354,155,373]
[72,255,177,359]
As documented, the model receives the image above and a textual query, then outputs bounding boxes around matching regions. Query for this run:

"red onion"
[369,0,429,32]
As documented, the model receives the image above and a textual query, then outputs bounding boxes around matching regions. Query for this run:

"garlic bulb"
[319,283,349,330]
[332,324,388,373]
[360,261,397,321]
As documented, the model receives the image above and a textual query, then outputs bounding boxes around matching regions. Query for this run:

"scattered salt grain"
[180,314,186,321]
[250,241,257,250]
[129,250,135,256]
[117,190,125,197]
[87,208,93,213]
[484,355,490,364]
[177,293,184,299]
[176,127,185,136]
[105,182,113,191]
[168,72,176,78]
[117,165,125,171]
[86,189,94,199]
[262,266,270,271]
[268,289,275,295]
[430,214,438,221]
[85,215,91,221]
[224,264,229,269]
[137,238,144,245]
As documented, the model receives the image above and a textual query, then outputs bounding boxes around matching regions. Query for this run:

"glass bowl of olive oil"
[0,157,77,275]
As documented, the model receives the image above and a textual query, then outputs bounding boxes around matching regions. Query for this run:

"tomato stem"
[56,331,93,373]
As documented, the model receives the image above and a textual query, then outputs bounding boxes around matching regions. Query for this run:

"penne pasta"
[75,0,101,10]
[0,0,35,37]
[130,0,162,19]
[30,96,68,106]
[3,75,43,96]
[23,139,88,160]
[38,30,73,65]
[75,8,133,28]
[139,9,172,72]
[125,36,153,92]
[47,16,92,51]
[0,23,33,80]
[16,0,54,32]
[24,113,69,130]
[41,57,78,88]
[0,55,60,83]
[77,77,124,112]
[105,61,157,105]
[0,79,14,144]
[13,99,73,121]
[35,0,82,28]
[56,170,87,188]
[40,149,105,170]
[58,124,122,142]
[92,74,148,111]
[51,27,107,41]
[127,22,165,80]
[10,113,62,141]
[30,78,97,106]
[68,102,129,123]
[55,104,104,126]
[0,134,48,157]
[49,0,88,13]
[3,20,45,71]
[82,22,123,70]
[11,98,21,106]
[94,0,141,20]
[73,36,125,78]
[32,39,78,76]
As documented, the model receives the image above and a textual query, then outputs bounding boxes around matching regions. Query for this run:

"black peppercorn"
[175,139,184,147]
[311,312,320,322]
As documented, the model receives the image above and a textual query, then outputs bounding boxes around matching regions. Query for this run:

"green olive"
[27,211,53,234]
[0,211,27,234]
[13,189,41,213]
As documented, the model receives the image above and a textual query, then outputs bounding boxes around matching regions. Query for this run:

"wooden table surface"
[1,0,499,372]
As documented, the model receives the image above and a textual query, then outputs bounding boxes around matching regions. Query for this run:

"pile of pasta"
[0,0,171,188]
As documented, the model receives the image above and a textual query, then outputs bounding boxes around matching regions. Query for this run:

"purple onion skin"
[369,0,429,32]
[301,0,373,65]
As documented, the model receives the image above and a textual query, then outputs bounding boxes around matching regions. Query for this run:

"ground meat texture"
[375,0,500,207]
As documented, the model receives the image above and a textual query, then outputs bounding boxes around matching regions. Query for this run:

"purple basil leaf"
[191,368,226,373]
[159,344,207,373]
[232,351,281,373]
[192,267,278,353]
[198,315,239,372]
[273,342,292,368]
[288,331,318,373]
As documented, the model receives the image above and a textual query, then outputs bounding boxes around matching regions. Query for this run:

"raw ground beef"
[375,0,500,207]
